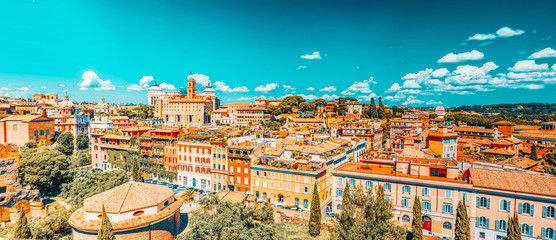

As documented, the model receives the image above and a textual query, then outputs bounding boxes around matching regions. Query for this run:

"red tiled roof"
[469,168,556,197]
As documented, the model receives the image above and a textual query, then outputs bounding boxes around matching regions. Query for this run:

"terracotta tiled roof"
[469,168,556,197]
[0,115,50,122]
[83,181,175,214]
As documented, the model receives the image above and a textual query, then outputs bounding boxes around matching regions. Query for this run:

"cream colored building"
[177,141,213,191]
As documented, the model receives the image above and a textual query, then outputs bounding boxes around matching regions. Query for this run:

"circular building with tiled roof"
[69,181,183,240]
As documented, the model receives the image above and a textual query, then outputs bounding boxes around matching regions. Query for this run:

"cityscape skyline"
[1,0,556,106]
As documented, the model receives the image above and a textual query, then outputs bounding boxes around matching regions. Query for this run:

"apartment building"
[211,141,228,191]
[0,115,55,146]
[391,117,424,136]
[177,141,212,191]
[428,126,458,159]
[227,145,253,193]
[331,159,556,240]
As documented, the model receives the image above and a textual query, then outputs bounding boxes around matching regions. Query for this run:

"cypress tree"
[377,97,385,119]
[14,207,31,239]
[131,155,143,182]
[98,205,116,240]
[336,183,354,240]
[507,212,522,240]
[455,200,470,240]
[369,98,378,119]
[411,195,423,240]
[530,145,538,160]
[308,183,321,236]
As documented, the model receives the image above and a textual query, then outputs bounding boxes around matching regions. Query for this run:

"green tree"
[21,141,37,152]
[544,152,556,165]
[98,205,116,240]
[507,212,522,240]
[131,155,143,182]
[180,200,275,240]
[76,133,89,150]
[19,147,72,196]
[454,200,470,240]
[411,196,423,240]
[31,209,72,239]
[258,198,274,224]
[55,132,74,156]
[134,105,154,119]
[267,106,282,116]
[530,144,539,160]
[377,97,385,119]
[333,183,355,239]
[308,183,321,236]
[369,97,378,118]
[59,167,129,207]
[14,207,32,239]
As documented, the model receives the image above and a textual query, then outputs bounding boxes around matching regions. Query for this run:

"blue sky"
[1,0,555,106]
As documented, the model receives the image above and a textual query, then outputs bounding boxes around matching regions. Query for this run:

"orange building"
[227,145,253,193]
[0,115,55,146]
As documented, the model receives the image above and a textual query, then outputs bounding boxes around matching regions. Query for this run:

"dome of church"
[58,94,74,108]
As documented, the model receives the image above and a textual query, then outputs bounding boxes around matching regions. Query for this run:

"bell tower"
[187,77,196,98]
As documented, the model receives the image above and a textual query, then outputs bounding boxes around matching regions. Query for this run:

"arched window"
[521,223,531,235]
[499,199,510,212]
[303,199,308,208]
[263,192,267,200]
[336,204,341,211]
[496,219,507,231]
[255,191,260,198]
[543,227,554,239]
[545,206,556,218]
[402,215,411,222]
[520,202,532,215]
[295,198,299,206]
[164,201,169,207]
[443,222,452,229]
[133,211,144,216]
[478,197,489,208]
[477,216,488,227]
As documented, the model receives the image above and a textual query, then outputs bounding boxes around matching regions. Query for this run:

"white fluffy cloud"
[496,27,525,38]
[58,84,66,87]
[213,81,249,92]
[426,99,443,105]
[40,86,47,89]
[301,52,321,60]
[306,87,315,91]
[438,50,484,63]
[319,86,336,92]
[159,82,177,91]
[358,93,378,102]
[387,83,401,92]
[467,27,525,42]
[297,66,307,70]
[255,83,279,93]
[342,77,375,95]
[468,33,496,41]
[529,48,556,59]
[432,68,449,78]
[188,74,212,87]
[508,60,549,72]
[77,71,116,91]
[15,87,30,91]
[403,96,424,105]
[139,76,154,88]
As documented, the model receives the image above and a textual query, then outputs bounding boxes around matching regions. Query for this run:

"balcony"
[229,171,235,176]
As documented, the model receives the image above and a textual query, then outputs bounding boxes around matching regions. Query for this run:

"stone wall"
[273,207,334,228]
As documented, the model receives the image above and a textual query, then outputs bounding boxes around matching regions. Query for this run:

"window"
[348,179,356,186]
[445,190,452,199]
[479,232,485,239]
[462,192,469,201]
[39,130,44,136]
[521,223,532,236]
[402,215,410,222]
[422,188,430,196]
[402,185,411,194]
[303,199,308,208]
[477,197,490,209]
[12,124,17,130]
[499,200,511,212]
[338,177,343,184]
[384,183,391,192]
[443,204,453,214]
[365,181,372,189]
[443,222,452,229]
[402,198,410,207]
[542,227,554,239]
[46,129,50,135]
[477,216,489,228]
[519,202,534,216]
[337,189,343,197]
[495,219,507,231]
[303,187,309,194]
[423,200,431,211]
[544,206,556,219]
